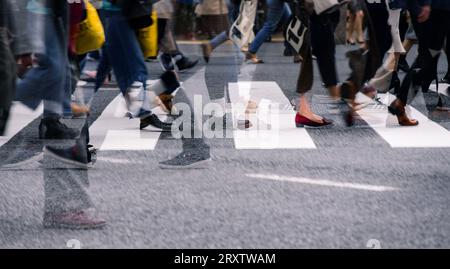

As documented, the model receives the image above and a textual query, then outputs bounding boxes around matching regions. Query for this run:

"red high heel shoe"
[295,113,334,128]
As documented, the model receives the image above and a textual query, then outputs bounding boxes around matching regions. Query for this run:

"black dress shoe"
[39,117,79,139]
[140,114,172,131]
[175,56,199,72]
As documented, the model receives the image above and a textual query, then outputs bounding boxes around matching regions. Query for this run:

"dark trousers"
[310,11,340,88]
[446,29,450,75]
[0,30,15,135]
[397,9,450,104]
[296,0,313,94]
[364,6,391,82]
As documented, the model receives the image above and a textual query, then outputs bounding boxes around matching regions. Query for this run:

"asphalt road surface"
[1,42,449,248]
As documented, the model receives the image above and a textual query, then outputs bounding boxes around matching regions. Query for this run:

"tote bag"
[75,0,105,55]
[229,0,258,48]
[137,11,159,58]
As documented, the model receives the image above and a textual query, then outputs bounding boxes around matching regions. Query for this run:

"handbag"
[137,11,159,58]
[229,0,258,49]
[75,0,105,55]
[285,16,308,54]
[284,0,308,54]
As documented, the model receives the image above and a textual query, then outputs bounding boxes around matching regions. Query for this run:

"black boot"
[39,117,79,139]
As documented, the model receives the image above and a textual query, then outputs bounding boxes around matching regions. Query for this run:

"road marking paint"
[228,81,316,149]
[0,102,43,147]
[355,92,450,148]
[96,156,145,164]
[89,93,166,151]
[429,83,449,97]
[246,173,398,192]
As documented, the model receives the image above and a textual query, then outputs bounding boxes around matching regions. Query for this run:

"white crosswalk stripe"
[228,81,317,149]
[2,82,450,152]
[89,92,167,151]
[0,102,43,147]
[429,83,450,97]
[355,92,450,148]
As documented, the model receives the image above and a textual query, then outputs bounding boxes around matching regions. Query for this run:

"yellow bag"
[137,11,158,58]
[75,0,105,55]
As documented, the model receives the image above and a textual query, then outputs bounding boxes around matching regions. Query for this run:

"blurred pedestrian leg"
[0,0,16,135]
[14,3,79,139]
[43,164,105,229]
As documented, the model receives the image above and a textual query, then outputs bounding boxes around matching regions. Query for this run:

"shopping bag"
[75,0,105,55]
[229,0,258,48]
[137,11,158,58]
[285,16,308,54]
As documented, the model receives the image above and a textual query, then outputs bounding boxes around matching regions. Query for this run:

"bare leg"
[297,94,324,123]
[346,11,356,44]
[355,11,365,43]
[385,38,414,70]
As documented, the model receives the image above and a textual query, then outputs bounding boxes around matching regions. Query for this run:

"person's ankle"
[298,110,311,117]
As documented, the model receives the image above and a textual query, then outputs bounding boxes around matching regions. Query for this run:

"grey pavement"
[0,43,449,249]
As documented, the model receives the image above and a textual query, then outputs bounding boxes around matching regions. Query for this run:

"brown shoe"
[245,52,264,64]
[71,103,90,117]
[388,99,419,126]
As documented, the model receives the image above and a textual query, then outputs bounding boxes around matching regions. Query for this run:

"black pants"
[397,9,450,104]
[364,6,391,82]
[310,11,340,88]
[0,30,16,135]
[445,26,450,75]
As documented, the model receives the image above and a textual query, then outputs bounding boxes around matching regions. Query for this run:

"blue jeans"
[227,0,241,23]
[210,0,241,49]
[16,13,70,118]
[249,0,291,54]
[95,10,148,95]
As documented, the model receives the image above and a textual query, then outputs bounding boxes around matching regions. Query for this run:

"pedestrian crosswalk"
[228,81,316,149]
[89,91,167,151]
[1,81,450,152]
[429,83,450,97]
[0,102,43,147]
[355,92,450,148]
